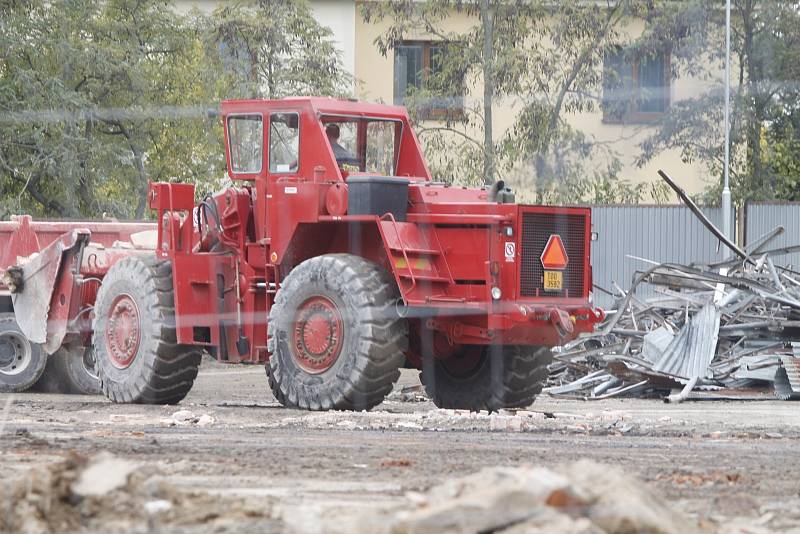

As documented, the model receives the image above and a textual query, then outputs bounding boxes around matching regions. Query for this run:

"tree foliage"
[362,0,660,203]
[0,0,349,219]
[635,0,800,204]
[0,0,210,218]
[206,0,352,99]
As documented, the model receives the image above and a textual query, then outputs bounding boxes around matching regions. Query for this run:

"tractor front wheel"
[93,255,201,404]
[267,254,408,411]
[0,313,47,392]
[421,345,553,411]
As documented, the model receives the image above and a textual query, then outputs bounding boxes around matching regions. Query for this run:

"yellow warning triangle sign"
[540,234,568,270]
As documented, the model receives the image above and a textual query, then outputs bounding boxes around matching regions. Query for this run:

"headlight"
[491,287,502,300]
[504,226,513,237]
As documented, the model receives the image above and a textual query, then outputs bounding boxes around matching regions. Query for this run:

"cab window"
[366,121,397,176]
[269,112,299,173]
[323,116,402,176]
[227,114,263,174]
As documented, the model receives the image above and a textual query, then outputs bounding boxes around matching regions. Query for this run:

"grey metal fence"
[744,201,800,270]
[589,205,731,309]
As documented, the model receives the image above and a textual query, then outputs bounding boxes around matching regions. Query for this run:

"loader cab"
[221,97,431,183]
[221,98,432,249]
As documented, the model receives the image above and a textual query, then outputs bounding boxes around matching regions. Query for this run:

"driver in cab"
[325,123,357,164]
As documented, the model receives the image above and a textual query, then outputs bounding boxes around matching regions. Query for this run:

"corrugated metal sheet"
[652,303,721,381]
[745,202,800,271]
[775,346,800,400]
[590,205,731,309]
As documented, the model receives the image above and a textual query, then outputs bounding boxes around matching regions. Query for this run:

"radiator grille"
[519,212,587,298]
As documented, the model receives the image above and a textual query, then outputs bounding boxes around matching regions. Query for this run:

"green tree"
[635,0,800,204]
[0,0,351,220]
[362,0,536,186]
[207,0,352,99]
[362,0,654,202]
[0,0,219,219]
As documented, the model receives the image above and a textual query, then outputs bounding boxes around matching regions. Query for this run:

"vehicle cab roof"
[221,97,411,121]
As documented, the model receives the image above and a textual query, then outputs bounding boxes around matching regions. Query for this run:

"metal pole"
[722,0,732,242]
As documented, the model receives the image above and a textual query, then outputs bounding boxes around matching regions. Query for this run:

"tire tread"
[267,254,407,411]
[93,255,200,404]
[421,345,553,411]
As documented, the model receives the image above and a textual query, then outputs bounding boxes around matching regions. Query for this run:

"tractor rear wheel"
[93,255,201,404]
[0,313,47,392]
[33,345,101,394]
[267,254,408,411]
[66,345,101,394]
[420,345,552,411]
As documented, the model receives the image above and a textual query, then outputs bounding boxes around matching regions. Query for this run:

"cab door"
[266,111,318,262]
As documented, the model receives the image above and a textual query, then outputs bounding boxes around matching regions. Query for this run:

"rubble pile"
[0,452,274,533]
[548,255,800,401]
[548,171,800,402]
[321,460,692,534]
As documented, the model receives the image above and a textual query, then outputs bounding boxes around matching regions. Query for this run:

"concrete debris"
[322,460,693,534]
[394,421,423,430]
[261,409,564,433]
[162,410,216,427]
[0,451,275,533]
[171,409,196,424]
[144,499,173,515]
[196,414,216,427]
[489,414,526,432]
[386,384,428,403]
[70,452,138,497]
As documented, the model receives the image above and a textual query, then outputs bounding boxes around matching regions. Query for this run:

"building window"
[603,48,670,123]
[394,41,463,119]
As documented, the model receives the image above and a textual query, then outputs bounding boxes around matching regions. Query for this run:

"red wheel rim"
[105,294,141,369]
[292,296,344,374]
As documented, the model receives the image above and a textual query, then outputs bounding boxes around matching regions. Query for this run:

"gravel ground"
[1,363,799,533]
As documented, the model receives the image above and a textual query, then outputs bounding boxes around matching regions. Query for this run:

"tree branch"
[416,126,484,151]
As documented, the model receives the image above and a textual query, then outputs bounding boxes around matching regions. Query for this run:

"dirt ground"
[1,362,799,533]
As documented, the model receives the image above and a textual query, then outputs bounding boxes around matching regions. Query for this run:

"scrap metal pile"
[546,171,800,402]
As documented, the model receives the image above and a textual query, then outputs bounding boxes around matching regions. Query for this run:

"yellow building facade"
[354,5,721,200]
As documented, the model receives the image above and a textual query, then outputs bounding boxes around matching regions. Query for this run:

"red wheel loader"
[0,217,154,394]
[2,98,603,410]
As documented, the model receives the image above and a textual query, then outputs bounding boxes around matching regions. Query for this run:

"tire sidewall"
[270,259,363,392]
[64,346,101,395]
[0,314,47,392]
[93,260,158,394]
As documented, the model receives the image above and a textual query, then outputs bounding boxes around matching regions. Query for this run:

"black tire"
[0,313,47,392]
[66,345,101,395]
[92,255,201,404]
[30,354,64,393]
[267,254,408,411]
[420,345,553,411]
[32,345,101,395]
